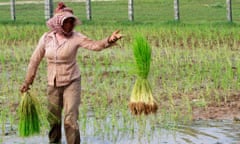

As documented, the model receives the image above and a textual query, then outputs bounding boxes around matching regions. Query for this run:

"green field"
[0,0,240,24]
[1,0,240,143]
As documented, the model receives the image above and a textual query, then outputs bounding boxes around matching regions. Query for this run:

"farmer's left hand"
[108,30,122,43]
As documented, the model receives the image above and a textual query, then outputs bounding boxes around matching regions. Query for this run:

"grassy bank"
[0,0,240,24]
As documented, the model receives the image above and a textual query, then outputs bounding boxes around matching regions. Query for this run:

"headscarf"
[46,2,80,37]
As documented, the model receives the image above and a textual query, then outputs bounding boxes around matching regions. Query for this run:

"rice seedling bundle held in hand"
[129,35,158,115]
[18,92,40,137]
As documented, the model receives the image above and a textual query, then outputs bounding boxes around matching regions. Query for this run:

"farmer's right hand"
[20,83,30,93]
[108,30,122,44]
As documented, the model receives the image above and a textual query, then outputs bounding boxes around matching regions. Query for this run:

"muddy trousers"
[47,78,81,144]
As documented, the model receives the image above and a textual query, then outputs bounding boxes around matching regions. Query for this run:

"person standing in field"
[20,2,122,144]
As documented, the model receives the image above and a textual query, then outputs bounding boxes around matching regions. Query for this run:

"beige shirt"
[24,31,113,87]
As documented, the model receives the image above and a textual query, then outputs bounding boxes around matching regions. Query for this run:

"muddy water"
[1,120,240,144]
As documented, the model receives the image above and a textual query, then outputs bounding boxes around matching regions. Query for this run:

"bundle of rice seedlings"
[129,35,158,115]
[18,92,40,137]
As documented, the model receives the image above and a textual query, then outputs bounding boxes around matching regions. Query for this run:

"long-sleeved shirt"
[24,31,113,87]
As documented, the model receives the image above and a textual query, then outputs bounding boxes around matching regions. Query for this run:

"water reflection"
[1,120,240,144]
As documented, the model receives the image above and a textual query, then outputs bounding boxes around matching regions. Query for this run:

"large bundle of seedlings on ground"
[18,92,40,137]
[129,35,158,115]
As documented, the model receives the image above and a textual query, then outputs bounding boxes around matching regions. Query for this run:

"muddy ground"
[158,91,240,121]
[192,93,240,120]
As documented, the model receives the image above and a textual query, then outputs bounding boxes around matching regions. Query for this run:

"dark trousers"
[47,78,81,144]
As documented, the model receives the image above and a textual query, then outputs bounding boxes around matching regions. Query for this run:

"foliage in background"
[0,0,240,24]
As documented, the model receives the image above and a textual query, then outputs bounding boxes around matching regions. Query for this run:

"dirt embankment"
[192,93,240,120]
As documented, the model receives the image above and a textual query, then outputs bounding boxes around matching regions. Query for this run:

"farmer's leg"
[63,78,81,144]
[47,85,64,143]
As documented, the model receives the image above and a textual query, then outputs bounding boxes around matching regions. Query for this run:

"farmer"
[20,2,122,144]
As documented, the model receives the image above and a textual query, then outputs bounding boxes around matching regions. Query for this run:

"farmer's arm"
[21,33,46,92]
[77,30,122,51]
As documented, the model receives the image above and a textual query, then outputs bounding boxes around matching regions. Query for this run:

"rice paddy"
[0,22,240,143]
[1,0,240,143]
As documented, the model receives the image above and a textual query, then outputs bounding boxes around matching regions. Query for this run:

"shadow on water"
[1,120,240,144]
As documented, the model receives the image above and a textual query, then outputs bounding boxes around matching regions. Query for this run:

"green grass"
[0,0,240,24]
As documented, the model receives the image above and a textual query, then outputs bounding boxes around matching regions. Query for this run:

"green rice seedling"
[18,92,40,137]
[0,108,7,136]
[129,35,158,115]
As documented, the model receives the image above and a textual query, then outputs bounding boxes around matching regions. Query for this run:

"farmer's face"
[62,18,75,33]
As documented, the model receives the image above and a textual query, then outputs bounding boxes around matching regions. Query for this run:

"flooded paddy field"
[1,118,240,144]
[1,23,240,144]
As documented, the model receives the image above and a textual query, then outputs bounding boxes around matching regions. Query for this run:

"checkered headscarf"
[46,2,80,36]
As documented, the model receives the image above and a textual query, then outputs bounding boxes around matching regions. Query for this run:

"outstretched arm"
[20,33,46,93]
[78,30,122,51]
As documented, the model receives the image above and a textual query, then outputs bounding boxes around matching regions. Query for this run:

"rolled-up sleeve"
[24,33,46,85]
[77,33,114,51]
